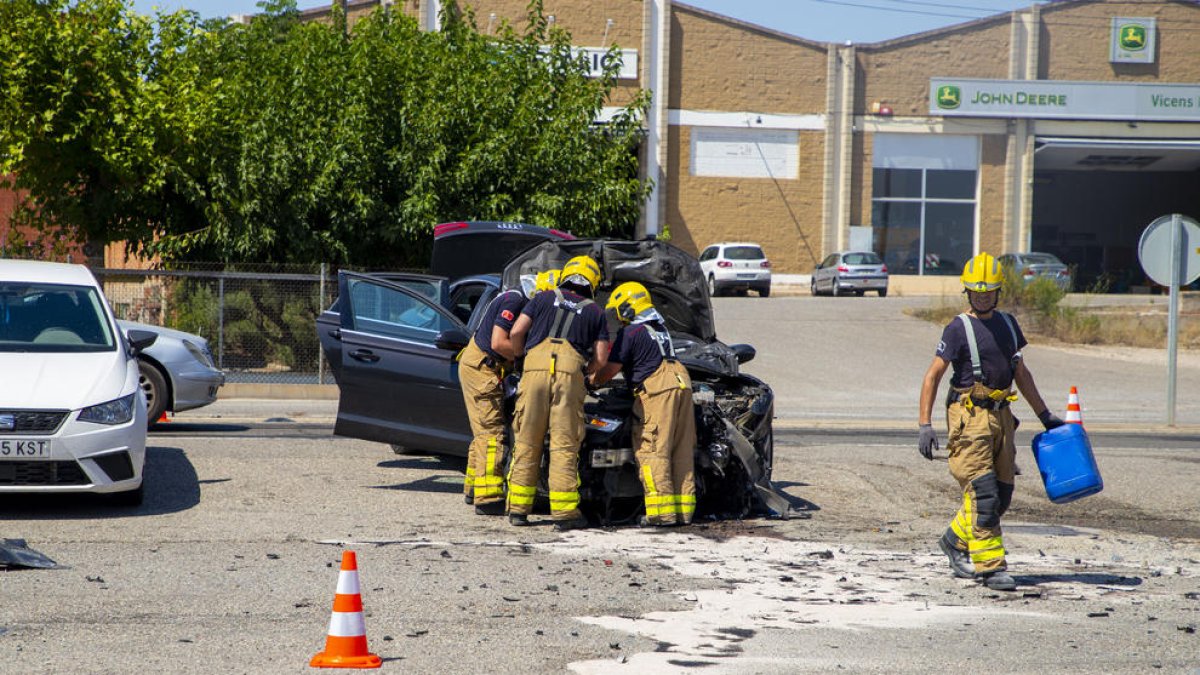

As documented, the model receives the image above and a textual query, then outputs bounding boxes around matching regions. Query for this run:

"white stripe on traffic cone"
[1065,386,1083,425]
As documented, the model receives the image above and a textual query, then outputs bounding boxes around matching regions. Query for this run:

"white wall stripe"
[335,571,361,595]
[327,611,367,637]
[670,109,825,131]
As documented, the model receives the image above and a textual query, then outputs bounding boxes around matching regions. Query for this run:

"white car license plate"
[737,273,756,279]
[0,439,51,457]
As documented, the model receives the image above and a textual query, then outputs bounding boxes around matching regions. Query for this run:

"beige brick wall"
[857,19,1012,116]
[851,132,873,228]
[1039,1,1200,81]
[666,127,825,273]
[978,135,1008,256]
[668,6,827,113]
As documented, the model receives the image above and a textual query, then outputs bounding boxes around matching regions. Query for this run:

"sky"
[129,0,1044,44]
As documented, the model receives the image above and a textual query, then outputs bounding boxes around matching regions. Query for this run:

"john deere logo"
[936,85,961,110]
[1119,24,1147,51]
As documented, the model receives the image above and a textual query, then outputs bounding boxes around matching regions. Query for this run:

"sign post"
[1138,214,1200,426]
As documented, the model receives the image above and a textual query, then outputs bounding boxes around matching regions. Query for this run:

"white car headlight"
[183,339,215,368]
[79,393,137,425]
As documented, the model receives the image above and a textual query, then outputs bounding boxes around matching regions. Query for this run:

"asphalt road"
[2,295,1198,673]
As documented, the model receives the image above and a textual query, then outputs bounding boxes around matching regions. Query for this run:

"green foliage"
[0,0,651,267]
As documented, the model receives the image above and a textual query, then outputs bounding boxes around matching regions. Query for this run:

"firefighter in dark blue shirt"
[458,270,558,515]
[507,256,609,531]
[918,252,1065,591]
[592,282,697,526]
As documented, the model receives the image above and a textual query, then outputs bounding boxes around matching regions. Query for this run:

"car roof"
[0,259,99,286]
[711,242,762,248]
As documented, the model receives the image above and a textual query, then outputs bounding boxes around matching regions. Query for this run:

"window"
[843,252,883,265]
[871,134,978,276]
[0,283,115,352]
[723,246,765,261]
[699,247,717,262]
[348,278,456,340]
[449,282,488,324]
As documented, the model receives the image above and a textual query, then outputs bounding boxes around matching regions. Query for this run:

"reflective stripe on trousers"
[632,360,697,525]
[945,400,1017,573]
[507,339,587,519]
[458,341,508,505]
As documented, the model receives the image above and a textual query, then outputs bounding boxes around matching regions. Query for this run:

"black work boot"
[976,570,1017,591]
[475,501,505,516]
[508,514,530,527]
[938,530,974,579]
[552,516,588,532]
[464,494,474,505]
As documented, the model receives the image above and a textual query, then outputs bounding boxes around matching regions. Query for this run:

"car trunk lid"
[430,221,575,279]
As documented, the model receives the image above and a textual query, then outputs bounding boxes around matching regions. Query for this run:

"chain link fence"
[96,263,351,384]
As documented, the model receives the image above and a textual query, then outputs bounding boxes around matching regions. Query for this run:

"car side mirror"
[435,328,471,352]
[126,329,157,354]
[730,343,756,364]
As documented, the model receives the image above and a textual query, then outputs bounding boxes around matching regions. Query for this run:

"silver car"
[117,321,225,427]
[997,252,1072,291]
[811,251,889,297]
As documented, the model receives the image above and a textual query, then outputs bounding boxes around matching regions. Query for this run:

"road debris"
[0,539,57,569]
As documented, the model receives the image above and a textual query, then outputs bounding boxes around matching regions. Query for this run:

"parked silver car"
[117,321,225,427]
[997,252,1072,291]
[811,251,889,297]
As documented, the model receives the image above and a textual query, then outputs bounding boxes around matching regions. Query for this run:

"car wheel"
[110,483,144,507]
[831,279,841,297]
[878,288,888,297]
[855,290,865,297]
[810,278,818,296]
[390,444,420,456]
[759,285,770,298]
[708,275,719,297]
[138,360,168,428]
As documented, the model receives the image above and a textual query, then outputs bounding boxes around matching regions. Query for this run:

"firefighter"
[507,255,609,531]
[918,252,1065,591]
[459,270,559,515]
[591,282,697,526]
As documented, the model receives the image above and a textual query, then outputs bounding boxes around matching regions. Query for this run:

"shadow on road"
[773,481,821,513]
[378,456,468,472]
[0,446,201,519]
[149,422,250,434]
[369,476,462,495]
[1015,572,1143,587]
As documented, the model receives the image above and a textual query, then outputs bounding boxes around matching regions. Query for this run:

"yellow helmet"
[606,281,655,324]
[559,255,601,290]
[961,252,1003,292]
[535,269,560,292]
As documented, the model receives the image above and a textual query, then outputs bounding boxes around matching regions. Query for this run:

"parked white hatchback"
[0,260,156,505]
[697,242,772,297]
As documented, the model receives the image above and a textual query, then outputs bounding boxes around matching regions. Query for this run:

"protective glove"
[918,423,939,460]
[1038,410,1066,430]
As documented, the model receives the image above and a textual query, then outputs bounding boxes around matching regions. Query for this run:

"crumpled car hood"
[502,239,718,344]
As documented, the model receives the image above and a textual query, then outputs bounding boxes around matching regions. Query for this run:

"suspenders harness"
[950,312,1021,410]
[546,288,595,375]
[638,321,677,361]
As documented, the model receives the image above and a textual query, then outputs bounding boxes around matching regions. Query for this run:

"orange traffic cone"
[158,412,169,424]
[311,551,382,669]
[1065,386,1083,425]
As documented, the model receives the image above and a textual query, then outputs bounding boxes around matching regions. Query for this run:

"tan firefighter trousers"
[458,341,507,506]
[632,359,697,525]
[945,383,1018,574]
[507,339,587,520]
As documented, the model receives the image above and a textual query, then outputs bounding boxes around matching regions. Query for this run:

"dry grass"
[909,295,1200,350]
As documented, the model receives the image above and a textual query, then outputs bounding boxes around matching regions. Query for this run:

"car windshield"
[0,282,116,352]
[843,252,883,265]
[724,246,765,260]
[1023,253,1063,265]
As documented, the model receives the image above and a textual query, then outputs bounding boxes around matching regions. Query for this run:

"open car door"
[333,272,473,455]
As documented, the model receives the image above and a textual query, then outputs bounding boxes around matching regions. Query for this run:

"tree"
[0,0,651,267]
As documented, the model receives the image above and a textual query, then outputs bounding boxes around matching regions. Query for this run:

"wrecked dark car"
[317,225,788,524]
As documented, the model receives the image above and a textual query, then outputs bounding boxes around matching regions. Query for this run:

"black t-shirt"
[609,323,668,386]
[522,289,609,357]
[472,289,527,360]
[936,312,1028,390]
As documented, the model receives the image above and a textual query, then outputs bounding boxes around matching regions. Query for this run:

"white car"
[0,260,155,506]
[697,242,772,297]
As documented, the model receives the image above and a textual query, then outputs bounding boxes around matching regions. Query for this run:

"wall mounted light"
[487,12,496,34]
[603,18,614,44]
[547,14,556,27]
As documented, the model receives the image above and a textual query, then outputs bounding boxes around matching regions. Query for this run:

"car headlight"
[183,339,215,368]
[79,393,137,425]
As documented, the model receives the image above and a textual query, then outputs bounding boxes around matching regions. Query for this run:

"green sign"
[1111,17,1155,63]
[1119,24,1147,51]
[935,85,961,110]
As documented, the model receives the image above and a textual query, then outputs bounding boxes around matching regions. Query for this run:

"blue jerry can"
[1031,423,1104,504]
